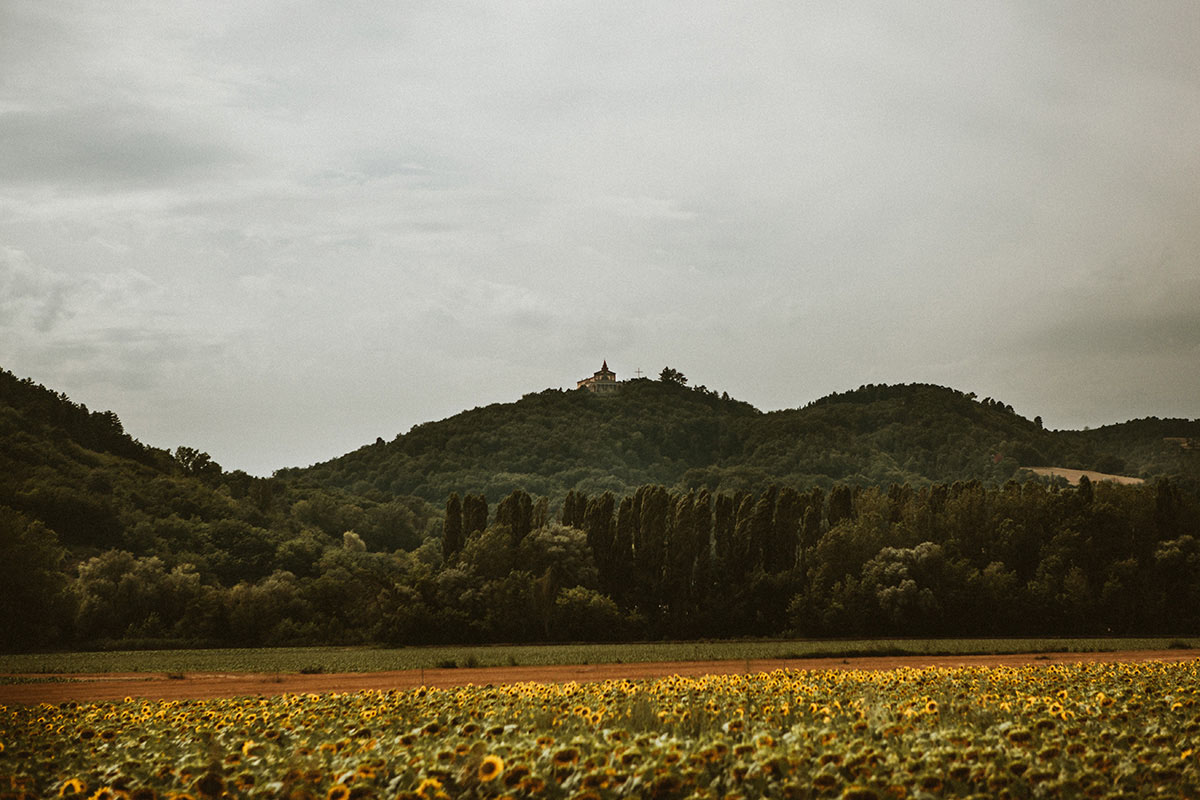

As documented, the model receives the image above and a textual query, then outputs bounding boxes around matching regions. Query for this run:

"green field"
[2,637,1194,676]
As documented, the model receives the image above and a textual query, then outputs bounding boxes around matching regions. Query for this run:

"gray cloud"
[1,1,1197,474]
[0,247,72,332]
[0,104,243,187]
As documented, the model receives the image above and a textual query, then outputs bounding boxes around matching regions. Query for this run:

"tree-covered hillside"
[0,368,440,651]
[285,375,1200,502]
[4,365,1197,653]
[280,375,760,500]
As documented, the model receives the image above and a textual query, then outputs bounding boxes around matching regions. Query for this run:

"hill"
[0,367,440,650]
[283,376,1200,501]
[4,365,1199,652]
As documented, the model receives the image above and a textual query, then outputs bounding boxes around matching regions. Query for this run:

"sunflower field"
[2,661,1198,799]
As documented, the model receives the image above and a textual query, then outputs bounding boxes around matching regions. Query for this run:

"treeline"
[435,478,1200,642]
[11,475,1196,652]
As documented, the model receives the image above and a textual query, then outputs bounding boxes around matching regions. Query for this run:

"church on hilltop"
[577,360,621,395]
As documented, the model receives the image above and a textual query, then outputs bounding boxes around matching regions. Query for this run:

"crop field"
[2,638,1195,677]
[3,660,1199,799]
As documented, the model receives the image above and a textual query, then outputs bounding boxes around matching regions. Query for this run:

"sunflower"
[552,747,580,767]
[479,755,505,782]
[59,780,87,798]
[1007,727,1033,745]
[581,774,607,790]
[191,774,224,799]
[325,786,350,800]
[648,775,683,800]
[414,778,443,799]
[519,777,546,794]
[503,765,531,787]
[841,787,878,800]
[812,773,839,791]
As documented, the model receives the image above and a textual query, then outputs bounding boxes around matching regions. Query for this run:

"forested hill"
[4,365,1199,651]
[0,366,441,649]
[282,374,1200,502]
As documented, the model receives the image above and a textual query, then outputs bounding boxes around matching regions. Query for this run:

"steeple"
[577,359,620,394]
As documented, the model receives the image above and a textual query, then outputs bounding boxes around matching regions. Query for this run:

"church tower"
[577,360,620,394]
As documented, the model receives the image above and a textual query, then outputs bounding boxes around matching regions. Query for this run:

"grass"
[1,637,1194,676]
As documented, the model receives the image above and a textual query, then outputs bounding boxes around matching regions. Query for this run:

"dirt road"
[3,649,1195,705]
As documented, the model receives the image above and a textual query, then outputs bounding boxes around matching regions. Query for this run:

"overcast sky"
[3,2,1198,476]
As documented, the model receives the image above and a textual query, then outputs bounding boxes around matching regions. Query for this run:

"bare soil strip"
[3,650,1196,706]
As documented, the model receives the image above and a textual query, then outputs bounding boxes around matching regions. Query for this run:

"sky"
[2,2,1199,476]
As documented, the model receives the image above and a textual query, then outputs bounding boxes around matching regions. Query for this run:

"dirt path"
[2,649,1195,705]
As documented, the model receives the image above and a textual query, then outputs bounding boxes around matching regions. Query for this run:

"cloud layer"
[2,1,1198,474]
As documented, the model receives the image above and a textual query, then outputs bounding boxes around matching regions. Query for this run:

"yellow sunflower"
[478,754,505,782]
[415,778,443,799]
[59,779,87,797]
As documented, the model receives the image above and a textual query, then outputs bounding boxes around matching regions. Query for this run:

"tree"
[582,492,616,586]
[610,496,636,604]
[0,508,73,650]
[495,489,533,544]
[827,484,855,527]
[659,367,688,385]
[443,493,464,561]
[463,494,488,536]
[174,446,222,482]
[552,587,629,641]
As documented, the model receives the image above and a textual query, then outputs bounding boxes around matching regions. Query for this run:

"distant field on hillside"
[1022,466,1145,485]
[3,637,1194,675]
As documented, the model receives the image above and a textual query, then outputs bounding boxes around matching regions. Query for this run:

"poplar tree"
[583,492,616,588]
[443,492,464,560]
[463,493,488,537]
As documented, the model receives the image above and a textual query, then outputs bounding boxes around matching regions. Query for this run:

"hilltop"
[282,374,1200,502]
